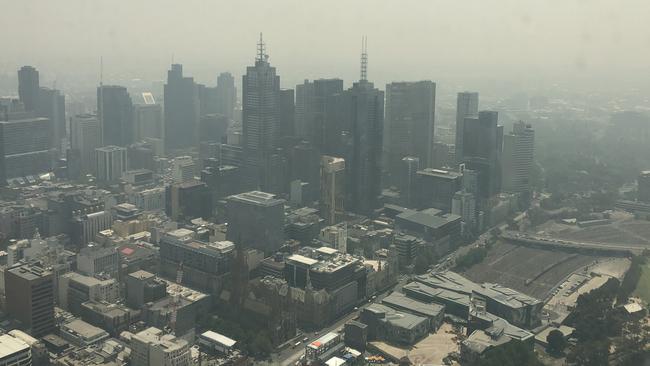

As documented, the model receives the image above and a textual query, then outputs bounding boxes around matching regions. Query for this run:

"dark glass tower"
[98,85,133,147]
[18,66,40,111]
[164,64,200,150]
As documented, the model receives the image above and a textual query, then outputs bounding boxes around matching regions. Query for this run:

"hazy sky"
[2,0,649,92]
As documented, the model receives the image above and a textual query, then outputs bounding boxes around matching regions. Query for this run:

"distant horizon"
[2,0,649,96]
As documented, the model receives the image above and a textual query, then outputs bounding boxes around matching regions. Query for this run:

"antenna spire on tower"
[256,33,267,62]
[360,36,368,81]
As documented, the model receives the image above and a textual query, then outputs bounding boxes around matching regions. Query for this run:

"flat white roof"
[326,356,346,366]
[0,334,30,358]
[316,246,339,255]
[201,331,236,347]
[288,254,319,266]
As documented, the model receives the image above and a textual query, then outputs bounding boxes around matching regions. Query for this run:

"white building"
[130,327,191,366]
[128,187,166,211]
[71,114,101,174]
[501,121,535,195]
[95,145,128,183]
[77,243,120,278]
[58,272,120,311]
[319,223,347,253]
[0,332,32,366]
[172,156,195,183]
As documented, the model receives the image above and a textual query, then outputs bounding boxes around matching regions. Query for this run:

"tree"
[546,329,566,355]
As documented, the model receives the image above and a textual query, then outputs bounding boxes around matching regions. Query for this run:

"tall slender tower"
[241,34,281,191]
[501,121,535,197]
[97,85,133,147]
[340,37,384,215]
[455,92,479,165]
[17,66,40,111]
[384,80,436,184]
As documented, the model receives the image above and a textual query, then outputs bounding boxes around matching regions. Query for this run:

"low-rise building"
[129,327,191,366]
[60,319,110,346]
[360,304,429,345]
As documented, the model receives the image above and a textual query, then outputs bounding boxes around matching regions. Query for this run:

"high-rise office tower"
[295,79,344,150]
[165,181,212,221]
[133,92,164,141]
[225,191,285,253]
[399,156,420,208]
[320,155,346,225]
[5,262,55,337]
[216,72,237,121]
[18,66,39,111]
[98,85,133,147]
[455,92,479,165]
[0,117,52,181]
[242,35,281,190]
[95,145,128,183]
[279,89,295,139]
[384,81,435,183]
[341,38,384,215]
[501,121,535,196]
[164,64,200,150]
[70,114,101,174]
[291,141,320,201]
[639,171,650,203]
[461,111,503,200]
[36,87,66,156]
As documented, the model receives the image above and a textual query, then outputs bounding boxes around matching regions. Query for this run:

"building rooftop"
[227,191,284,206]
[0,334,30,359]
[396,210,461,230]
[128,270,156,281]
[417,168,462,179]
[402,281,470,307]
[200,331,236,348]
[365,304,428,330]
[134,327,188,352]
[61,319,110,342]
[7,261,52,280]
[382,291,445,318]
[290,246,363,273]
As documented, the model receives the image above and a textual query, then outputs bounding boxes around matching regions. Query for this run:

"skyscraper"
[133,92,164,141]
[216,72,237,121]
[70,114,101,174]
[320,155,346,225]
[295,78,344,149]
[225,191,285,253]
[36,87,66,156]
[164,64,200,150]
[5,262,55,337]
[95,145,128,184]
[455,92,479,165]
[17,66,39,111]
[461,111,503,200]
[0,117,52,181]
[340,38,384,215]
[279,89,295,139]
[501,121,535,197]
[384,81,436,182]
[98,85,133,147]
[242,34,281,190]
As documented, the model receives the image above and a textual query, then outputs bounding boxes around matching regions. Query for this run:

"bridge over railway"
[500,231,647,256]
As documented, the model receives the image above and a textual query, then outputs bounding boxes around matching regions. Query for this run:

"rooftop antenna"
[256,32,267,63]
[360,36,368,81]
